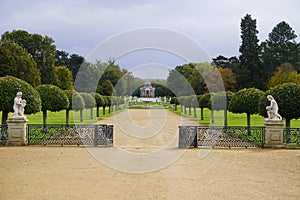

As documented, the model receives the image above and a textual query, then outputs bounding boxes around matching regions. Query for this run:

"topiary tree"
[191,95,198,118]
[259,83,300,129]
[210,91,234,127]
[35,84,69,126]
[0,76,41,124]
[93,93,105,117]
[80,93,96,119]
[170,97,179,111]
[64,90,85,125]
[198,93,211,121]
[229,88,264,131]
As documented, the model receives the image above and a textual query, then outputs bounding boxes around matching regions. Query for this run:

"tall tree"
[0,39,41,86]
[2,30,57,84]
[237,14,263,89]
[55,50,70,67]
[54,66,73,90]
[261,21,300,73]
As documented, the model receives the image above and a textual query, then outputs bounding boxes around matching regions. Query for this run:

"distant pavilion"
[140,81,155,97]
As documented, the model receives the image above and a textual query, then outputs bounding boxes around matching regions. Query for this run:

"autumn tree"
[268,63,300,88]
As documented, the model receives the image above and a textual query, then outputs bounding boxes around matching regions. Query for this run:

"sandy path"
[0,109,299,200]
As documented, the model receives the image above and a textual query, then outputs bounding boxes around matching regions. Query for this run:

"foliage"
[2,30,57,84]
[198,93,211,109]
[35,84,69,112]
[0,39,41,86]
[210,91,234,111]
[217,68,236,91]
[237,14,263,89]
[74,64,101,93]
[80,93,96,109]
[54,66,74,90]
[64,90,85,111]
[0,76,41,123]
[229,88,264,115]
[98,79,114,96]
[93,93,106,108]
[261,21,300,72]
[258,83,300,127]
[268,63,300,88]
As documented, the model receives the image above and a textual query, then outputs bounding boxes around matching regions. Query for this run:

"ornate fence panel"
[27,124,113,146]
[0,124,8,145]
[284,128,300,146]
[179,126,264,148]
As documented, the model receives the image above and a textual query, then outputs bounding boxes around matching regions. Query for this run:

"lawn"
[0,106,123,124]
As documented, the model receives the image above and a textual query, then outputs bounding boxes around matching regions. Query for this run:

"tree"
[35,84,69,126]
[170,97,179,111]
[191,95,199,118]
[55,50,70,67]
[2,30,57,84]
[217,68,236,92]
[237,14,263,89]
[0,76,41,124]
[210,91,234,127]
[80,93,96,119]
[261,21,300,73]
[98,79,114,96]
[98,62,124,87]
[54,66,73,90]
[229,88,264,130]
[74,64,101,93]
[258,83,300,129]
[268,63,300,88]
[198,93,211,121]
[69,54,85,80]
[64,90,85,125]
[0,39,41,86]
[93,93,106,117]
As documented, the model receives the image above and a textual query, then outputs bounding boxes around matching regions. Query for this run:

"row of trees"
[167,14,300,94]
[171,83,300,129]
[0,76,125,126]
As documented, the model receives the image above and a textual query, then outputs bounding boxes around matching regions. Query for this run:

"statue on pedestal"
[266,95,282,120]
[11,92,26,118]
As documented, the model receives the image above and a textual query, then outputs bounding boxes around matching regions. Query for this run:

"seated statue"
[11,92,26,118]
[266,95,282,120]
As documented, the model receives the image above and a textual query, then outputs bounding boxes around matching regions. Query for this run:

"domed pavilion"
[140,81,155,98]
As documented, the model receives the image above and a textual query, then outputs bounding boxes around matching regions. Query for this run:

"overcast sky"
[1,0,300,79]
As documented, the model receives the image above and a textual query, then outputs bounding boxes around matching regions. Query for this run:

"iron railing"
[27,124,113,146]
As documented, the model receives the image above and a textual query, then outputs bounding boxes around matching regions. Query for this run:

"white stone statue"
[266,95,282,120]
[11,92,26,118]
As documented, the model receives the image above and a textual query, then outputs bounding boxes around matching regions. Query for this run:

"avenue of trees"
[0,13,299,128]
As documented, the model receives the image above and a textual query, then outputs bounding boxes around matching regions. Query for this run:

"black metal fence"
[0,124,8,145]
[179,126,265,148]
[27,124,113,146]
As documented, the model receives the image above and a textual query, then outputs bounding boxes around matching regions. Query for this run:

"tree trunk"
[224,109,228,127]
[201,108,204,120]
[184,106,187,114]
[96,106,99,117]
[286,119,291,143]
[211,110,214,124]
[103,106,106,115]
[247,113,251,135]
[43,110,47,126]
[188,106,191,115]
[109,106,111,114]
[66,109,69,125]
[180,105,183,112]
[80,109,83,122]
[1,111,8,125]
[90,108,93,119]
[193,107,197,118]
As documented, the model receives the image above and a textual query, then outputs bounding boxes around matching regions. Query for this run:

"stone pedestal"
[6,117,28,146]
[264,119,284,148]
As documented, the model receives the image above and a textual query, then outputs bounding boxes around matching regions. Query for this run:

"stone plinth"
[264,119,284,148]
[6,116,28,146]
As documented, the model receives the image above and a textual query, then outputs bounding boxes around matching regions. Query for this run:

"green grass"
[0,106,123,124]
[171,105,300,127]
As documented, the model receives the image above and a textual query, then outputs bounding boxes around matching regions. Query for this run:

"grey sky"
[1,0,300,79]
